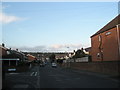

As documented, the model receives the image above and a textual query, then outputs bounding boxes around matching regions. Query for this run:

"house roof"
[84,47,91,52]
[27,54,36,58]
[0,45,8,50]
[91,14,120,37]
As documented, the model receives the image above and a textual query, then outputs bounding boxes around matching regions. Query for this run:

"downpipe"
[116,24,120,60]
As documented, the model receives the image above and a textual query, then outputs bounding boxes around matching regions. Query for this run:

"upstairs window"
[7,51,10,55]
[97,53,100,57]
[105,32,111,36]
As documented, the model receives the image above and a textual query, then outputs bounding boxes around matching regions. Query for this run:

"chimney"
[2,43,5,47]
[16,49,18,51]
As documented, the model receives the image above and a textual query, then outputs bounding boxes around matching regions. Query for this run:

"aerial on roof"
[91,14,120,37]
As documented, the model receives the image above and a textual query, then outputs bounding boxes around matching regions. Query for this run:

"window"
[7,51,10,55]
[97,53,100,57]
[105,32,111,35]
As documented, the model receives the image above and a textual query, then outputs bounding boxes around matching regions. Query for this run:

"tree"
[57,59,63,64]
[73,48,85,58]
[49,53,56,62]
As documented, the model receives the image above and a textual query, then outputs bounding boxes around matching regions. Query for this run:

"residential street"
[4,63,120,89]
[1,2,120,90]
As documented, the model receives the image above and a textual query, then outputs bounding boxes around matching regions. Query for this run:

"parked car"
[44,62,47,65]
[51,63,57,68]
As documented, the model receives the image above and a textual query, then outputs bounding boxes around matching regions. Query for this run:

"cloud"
[50,43,88,49]
[51,44,64,49]
[0,12,22,24]
[16,46,47,52]
[0,4,22,24]
[8,43,90,52]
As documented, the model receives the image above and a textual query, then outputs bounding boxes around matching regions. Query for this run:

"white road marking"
[8,68,16,71]
[30,72,35,76]
[9,73,19,75]
[35,72,38,76]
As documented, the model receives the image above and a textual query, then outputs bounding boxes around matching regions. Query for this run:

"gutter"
[116,24,120,60]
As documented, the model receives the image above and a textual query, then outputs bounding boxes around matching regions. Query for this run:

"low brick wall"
[75,57,88,62]
[64,61,120,76]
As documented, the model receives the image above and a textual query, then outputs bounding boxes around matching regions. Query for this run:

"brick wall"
[91,27,120,61]
[64,61,120,76]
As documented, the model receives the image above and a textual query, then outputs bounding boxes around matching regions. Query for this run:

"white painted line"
[30,72,35,76]
[35,72,38,76]
[8,68,16,71]
[0,58,20,61]
[9,73,19,75]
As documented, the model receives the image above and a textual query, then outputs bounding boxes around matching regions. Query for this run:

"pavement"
[61,67,120,83]
[3,63,120,89]
[3,65,40,89]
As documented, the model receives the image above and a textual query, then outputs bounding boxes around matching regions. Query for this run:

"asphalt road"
[4,63,120,89]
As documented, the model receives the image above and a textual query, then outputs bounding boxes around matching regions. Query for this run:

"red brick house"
[0,44,7,57]
[91,14,120,61]
[27,54,36,62]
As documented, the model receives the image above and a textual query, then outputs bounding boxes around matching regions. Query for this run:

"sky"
[0,1,119,52]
